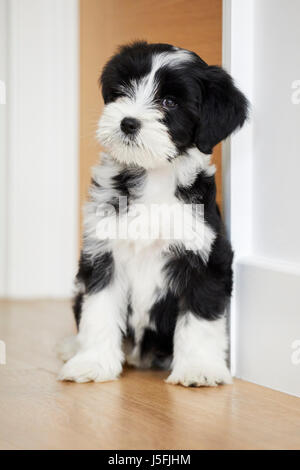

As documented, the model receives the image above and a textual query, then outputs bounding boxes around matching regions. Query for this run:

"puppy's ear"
[195,65,248,154]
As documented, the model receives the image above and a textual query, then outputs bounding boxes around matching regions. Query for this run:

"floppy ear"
[195,65,248,154]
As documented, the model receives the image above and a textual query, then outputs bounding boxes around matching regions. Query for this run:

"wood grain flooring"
[0,299,300,450]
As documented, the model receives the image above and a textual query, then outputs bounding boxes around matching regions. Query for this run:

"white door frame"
[222,0,254,376]
[223,0,300,397]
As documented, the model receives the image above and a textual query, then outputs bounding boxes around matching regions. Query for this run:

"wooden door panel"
[80,0,222,234]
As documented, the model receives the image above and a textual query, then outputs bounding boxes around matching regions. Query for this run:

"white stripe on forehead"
[128,49,192,105]
[152,49,192,72]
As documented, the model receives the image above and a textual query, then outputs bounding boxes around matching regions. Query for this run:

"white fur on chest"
[113,165,177,254]
[113,167,175,321]
[112,156,215,264]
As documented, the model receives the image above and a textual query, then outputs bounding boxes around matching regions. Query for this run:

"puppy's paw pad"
[56,336,79,362]
[58,355,120,383]
[166,365,232,388]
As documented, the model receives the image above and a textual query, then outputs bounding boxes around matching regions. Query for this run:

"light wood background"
[80,0,223,236]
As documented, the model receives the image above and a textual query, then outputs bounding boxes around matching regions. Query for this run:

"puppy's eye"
[108,89,125,102]
[162,97,177,109]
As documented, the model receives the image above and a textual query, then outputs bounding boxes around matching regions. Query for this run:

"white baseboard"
[233,256,300,397]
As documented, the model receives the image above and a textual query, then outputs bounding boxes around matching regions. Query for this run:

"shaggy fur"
[58,41,248,386]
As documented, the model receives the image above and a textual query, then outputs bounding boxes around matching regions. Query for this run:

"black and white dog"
[58,41,248,386]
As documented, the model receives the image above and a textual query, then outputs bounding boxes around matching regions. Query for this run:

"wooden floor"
[0,300,300,450]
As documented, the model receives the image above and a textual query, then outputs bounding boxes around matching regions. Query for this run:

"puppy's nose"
[120,117,141,135]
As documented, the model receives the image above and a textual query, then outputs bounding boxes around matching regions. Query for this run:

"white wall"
[252,0,300,264]
[2,0,79,298]
[0,0,8,297]
[226,0,300,396]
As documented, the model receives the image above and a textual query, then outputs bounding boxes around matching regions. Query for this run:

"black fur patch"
[77,251,114,294]
[101,41,174,104]
[90,166,144,215]
[164,242,233,321]
[194,65,249,154]
[125,299,135,345]
[72,251,114,327]
[72,292,83,328]
[165,172,234,321]
[140,292,179,363]
[176,171,222,232]
[112,167,145,206]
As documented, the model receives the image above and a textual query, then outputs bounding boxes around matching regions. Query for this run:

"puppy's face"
[97,41,248,169]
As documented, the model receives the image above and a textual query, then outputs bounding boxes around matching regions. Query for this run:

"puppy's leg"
[166,312,232,387]
[59,279,126,383]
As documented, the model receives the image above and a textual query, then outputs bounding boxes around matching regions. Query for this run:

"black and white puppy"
[58,41,248,386]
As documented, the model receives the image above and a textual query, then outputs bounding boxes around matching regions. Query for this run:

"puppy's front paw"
[166,363,232,388]
[58,352,122,383]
